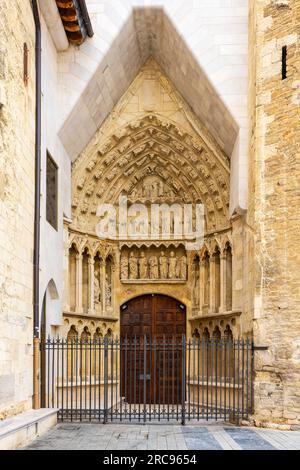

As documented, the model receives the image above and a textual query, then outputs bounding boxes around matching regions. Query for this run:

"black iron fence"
[40,336,253,424]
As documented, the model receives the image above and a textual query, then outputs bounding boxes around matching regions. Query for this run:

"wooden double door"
[120,294,186,404]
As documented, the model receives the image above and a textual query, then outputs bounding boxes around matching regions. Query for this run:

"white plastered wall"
[39,12,72,333]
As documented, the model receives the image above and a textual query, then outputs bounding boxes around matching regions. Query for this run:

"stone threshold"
[0,408,58,450]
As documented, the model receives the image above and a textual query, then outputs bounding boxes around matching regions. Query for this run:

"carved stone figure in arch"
[94,271,101,306]
[105,256,114,308]
[93,327,103,343]
[168,251,177,279]
[129,252,138,279]
[177,254,187,280]
[81,326,91,343]
[67,325,78,342]
[105,328,113,339]
[212,326,221,341]
[149,254,159,280]
[139,251,148,279]
[159,251,168,279]
[192,328,200,339]
[203,327,210,341]
[105,274,112,307]
[224,324,233,342]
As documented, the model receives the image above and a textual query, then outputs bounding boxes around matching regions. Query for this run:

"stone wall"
[248,0,300,427]
[0,0,35,419]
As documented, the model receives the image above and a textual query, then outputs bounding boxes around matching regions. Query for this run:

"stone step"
[0,409,58,450]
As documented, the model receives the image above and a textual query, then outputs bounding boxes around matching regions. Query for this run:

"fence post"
[143,335,147,424]
[103,337,109,424]
[181,335,186,426]
[33,337,40,409]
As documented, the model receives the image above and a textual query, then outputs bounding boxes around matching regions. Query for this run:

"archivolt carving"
[72,114,230,234]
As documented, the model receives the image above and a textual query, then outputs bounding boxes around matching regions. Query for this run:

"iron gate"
[40,336,253,424]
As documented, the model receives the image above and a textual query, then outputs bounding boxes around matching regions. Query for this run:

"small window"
[23,43,29,86]
[46,152,58,230]
[282,45,287,80]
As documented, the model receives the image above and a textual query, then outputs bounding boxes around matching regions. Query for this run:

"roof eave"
[55,0,94,46]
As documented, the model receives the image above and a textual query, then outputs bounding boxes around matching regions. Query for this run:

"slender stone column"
[88,257,95,315]
[220,254,227,313]
[199,258,205,314]
[75,252,83,313]
[101,260,106,314]
[110,264,116,311]
[209,256,216,313]
[64,247,70,312]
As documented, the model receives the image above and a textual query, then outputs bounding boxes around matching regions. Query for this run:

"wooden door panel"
[121,294,186,404]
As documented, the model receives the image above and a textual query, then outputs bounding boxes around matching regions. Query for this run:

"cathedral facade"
[0,0,300,433]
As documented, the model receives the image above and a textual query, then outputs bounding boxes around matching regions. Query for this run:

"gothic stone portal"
[120,294,186,404]
[64,59,243,348]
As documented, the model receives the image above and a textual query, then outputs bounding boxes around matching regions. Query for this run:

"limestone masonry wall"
[0,0,35,419]
[248,0,300,427]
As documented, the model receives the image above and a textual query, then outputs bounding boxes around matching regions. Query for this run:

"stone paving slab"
[24,423,300,451]
[224,428,275,450]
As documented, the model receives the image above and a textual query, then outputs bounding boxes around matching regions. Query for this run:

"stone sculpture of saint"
[129,252,138,279]
[149,255,159,280]
[159,251,168,279]
[192,264,200,306]
[105,274,112,306]
[139,252,148,279]
[178,255,187,280]
[120,256,129,280]
[94,271,101,305]
[168,251,177,279]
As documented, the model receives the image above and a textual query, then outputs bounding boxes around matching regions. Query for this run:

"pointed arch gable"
[71,81,231,234]
[59,9,238,162]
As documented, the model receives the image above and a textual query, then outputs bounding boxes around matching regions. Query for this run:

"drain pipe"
[32,0,42,410]
[78,0,94,38]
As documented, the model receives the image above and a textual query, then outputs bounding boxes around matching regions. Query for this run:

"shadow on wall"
[59,7,238,162]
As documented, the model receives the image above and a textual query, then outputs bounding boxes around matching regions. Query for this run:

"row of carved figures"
[120,251,187,281]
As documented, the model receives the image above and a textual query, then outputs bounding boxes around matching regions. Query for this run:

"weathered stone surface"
[248,0,300,425]
[0,0,35,419]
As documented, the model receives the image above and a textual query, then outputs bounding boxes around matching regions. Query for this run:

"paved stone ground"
[24,423,300,450]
